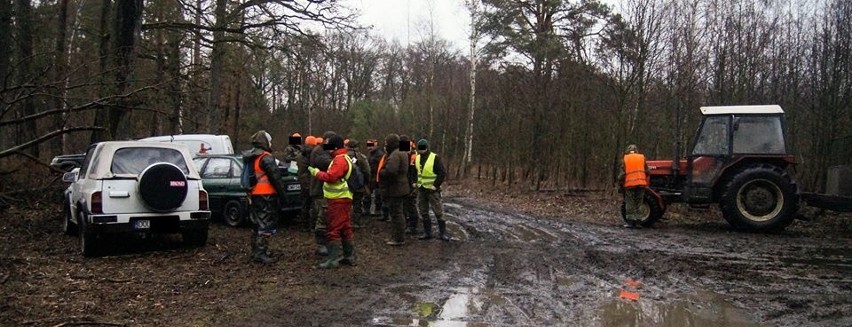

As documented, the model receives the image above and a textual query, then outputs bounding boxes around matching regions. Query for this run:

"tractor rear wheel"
[620,190,665,228]
[719,164,799,232]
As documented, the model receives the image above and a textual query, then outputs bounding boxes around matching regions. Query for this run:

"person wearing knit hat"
[414,138,449,241]
[296,135,317,229]
[243,130,287,263]
[618,144,650,229]
[308,134,357,268]
[308,131,336,256]
[346,139,371,228]
[305,135,317,146]
[377,133,410,246]
[398,135,420,236]
[366,139,387,220]
[283,132,303,174]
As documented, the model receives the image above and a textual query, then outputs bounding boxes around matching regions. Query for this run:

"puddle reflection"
[599,291,758,327]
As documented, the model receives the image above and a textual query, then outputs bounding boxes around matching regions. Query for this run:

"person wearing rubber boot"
[400,135,420,235]
[377,133,410,246]
[309,135,357,269]
[414,139,450,241]
[346,139,371,228]
[618,144,650,229]
[367,139,388,221]
[296,135,317,230]
[244,131,287,264]
[309,131,336,256]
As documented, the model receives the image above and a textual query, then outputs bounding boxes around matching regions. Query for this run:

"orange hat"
[305,135,317,146]
[316,137,324,144]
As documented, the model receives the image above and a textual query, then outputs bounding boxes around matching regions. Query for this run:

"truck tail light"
[91,192,103,214]
[199,190,208,210]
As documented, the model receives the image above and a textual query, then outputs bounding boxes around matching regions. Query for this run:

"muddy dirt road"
[2,191,850,326]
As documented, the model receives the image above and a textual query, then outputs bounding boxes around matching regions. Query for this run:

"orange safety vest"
[623,153,648,188]
[376,154,387,183]
[251,152,276,195]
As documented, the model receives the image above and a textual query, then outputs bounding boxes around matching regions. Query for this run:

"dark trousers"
[385,196,405,242]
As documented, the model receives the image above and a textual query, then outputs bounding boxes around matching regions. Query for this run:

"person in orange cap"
[296,135,318,227]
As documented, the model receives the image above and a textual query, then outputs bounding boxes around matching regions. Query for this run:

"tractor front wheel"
[720,164,799,232]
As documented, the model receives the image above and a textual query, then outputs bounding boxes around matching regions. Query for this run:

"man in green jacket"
[414,139,449,241]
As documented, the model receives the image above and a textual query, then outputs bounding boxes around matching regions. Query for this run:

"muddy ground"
[1,182,850,327]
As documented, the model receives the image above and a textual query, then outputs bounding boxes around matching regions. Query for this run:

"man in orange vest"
[619,144,650,228]
[243,130,287,264]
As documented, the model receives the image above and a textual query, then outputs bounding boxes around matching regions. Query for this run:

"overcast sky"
[344,0,472,52]
[343,0,622,53]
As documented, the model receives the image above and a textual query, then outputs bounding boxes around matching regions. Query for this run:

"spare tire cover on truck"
[138,163,188,211]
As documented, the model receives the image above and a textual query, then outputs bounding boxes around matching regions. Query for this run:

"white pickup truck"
[61,141,211,256]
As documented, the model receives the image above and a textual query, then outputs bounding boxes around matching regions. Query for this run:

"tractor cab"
[682,105,794,204]
[642,105,800,231]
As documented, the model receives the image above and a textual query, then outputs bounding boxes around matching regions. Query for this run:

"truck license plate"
[286,184,301,191]
[134,220,150,229]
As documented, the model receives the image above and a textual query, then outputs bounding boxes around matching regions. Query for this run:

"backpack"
[240,153,266,191]
[346,155,366,192]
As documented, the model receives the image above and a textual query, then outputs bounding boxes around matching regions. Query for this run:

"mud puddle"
[598,291,758,327]
[369,198,850,327]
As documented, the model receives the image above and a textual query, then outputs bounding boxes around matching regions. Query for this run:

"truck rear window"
[111,147,190,175]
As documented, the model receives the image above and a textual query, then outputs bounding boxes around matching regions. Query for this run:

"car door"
[199,157,233,210]
[69,144,99,219]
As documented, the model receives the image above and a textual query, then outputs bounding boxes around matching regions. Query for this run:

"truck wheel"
[182,230,208,247]
[223,200,245,227]
[79,212,100,257]
[62,198,78,236]
[138,163,188,212]
[620,190,664,227]
[720,164,799,232]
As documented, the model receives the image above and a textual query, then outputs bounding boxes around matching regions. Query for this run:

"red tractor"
[628,105,803,232]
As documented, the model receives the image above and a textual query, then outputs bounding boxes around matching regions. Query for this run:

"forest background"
[0,0,849,197]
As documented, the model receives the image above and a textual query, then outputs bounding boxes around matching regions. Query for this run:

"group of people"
[242,130,449,269]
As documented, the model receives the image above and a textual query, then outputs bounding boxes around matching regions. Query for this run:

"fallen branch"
[9,150,66,174]
[52,321,126,327]
[0,127,104,159]
[0,186,64,197]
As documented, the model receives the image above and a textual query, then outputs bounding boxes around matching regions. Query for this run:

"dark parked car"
[50,153,86,172]
[192,155,302,227]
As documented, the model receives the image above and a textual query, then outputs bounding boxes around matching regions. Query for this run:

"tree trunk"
[0,0,11,150]
[463,0,480,175]
[109,0,144,140]
[51,0,69,155]
[15,0,37,156]
[208,0,227,134]
[91,0,111,143]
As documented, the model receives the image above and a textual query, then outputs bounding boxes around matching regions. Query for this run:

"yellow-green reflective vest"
[323,154,353,200]
[415,152,437,190]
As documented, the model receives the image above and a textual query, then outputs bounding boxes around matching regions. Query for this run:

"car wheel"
[720,164,799,232]
[79,212,100,257]
[223,200,245,227]
[138,163,188,212]
[182,230,208,247]
[62,198,78,236]
[620,190,664,227]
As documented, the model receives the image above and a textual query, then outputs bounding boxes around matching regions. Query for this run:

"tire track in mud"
[372,197,852,327]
